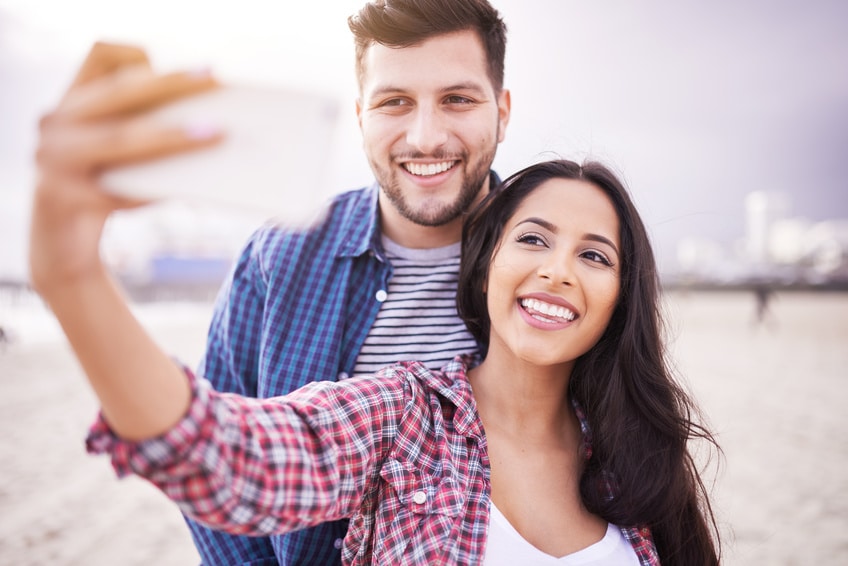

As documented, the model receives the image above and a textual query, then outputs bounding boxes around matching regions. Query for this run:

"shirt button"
[338,371,349,380]
[333,538,343,549]
[412,490,427,505]
[375,289,388,302]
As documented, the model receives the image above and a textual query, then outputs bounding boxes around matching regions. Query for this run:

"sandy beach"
[1,290,846,565]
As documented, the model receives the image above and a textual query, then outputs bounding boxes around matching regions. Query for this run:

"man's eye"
[446,95,473,105]
[379,98,408,108]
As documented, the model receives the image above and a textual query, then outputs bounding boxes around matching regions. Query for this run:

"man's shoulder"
[250,184,377,256]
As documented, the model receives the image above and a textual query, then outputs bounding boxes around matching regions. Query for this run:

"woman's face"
[485,178,621,369]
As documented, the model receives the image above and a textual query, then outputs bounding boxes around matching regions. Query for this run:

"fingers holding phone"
[38,99,222,175]
[42,50,222,175]
[59,64,219,122]
[29,42,223,296]
[34,41,224,209]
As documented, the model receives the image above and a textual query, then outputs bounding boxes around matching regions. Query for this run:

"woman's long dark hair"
[457,159,721,565]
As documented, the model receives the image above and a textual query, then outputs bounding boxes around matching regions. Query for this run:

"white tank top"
[482,502,641,565]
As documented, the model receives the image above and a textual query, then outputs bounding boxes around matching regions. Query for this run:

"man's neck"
[377,175,491,249]
[378,204,465,249]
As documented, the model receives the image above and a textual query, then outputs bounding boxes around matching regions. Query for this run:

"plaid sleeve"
[622,525,661,565]
[86,370,214,479]
[87,368,406,537]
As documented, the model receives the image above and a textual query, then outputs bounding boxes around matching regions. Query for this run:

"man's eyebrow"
[440,82,489,95]
[367,81,490,99]
[516,217,620,255]
[366,85,404,99]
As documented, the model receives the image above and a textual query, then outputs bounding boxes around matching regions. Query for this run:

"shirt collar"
[334,182,382,259]
[405,351,592,457]
[400,354,483,438]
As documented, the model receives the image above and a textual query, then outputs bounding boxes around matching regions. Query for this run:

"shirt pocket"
[373,457,464,562]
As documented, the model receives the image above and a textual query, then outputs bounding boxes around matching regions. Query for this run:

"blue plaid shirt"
[186,176,497,565]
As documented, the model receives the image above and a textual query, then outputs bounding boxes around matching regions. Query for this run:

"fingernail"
[184,122,221,140]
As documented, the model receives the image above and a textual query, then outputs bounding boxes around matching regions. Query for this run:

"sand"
[0,290,846,565]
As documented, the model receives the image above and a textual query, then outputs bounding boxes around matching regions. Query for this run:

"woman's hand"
[29,42,221,298]
[27,42,218,440]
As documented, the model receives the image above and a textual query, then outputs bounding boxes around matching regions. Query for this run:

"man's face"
[356,30,510,238]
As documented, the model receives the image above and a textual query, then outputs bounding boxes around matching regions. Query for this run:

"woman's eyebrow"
[583,233,620,256]
[516,217,557,232]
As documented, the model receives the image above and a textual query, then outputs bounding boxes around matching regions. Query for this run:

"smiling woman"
[457,160,722,563]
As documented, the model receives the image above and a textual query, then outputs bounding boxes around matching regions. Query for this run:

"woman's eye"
[516,233,546,246]
[582,250,613,266]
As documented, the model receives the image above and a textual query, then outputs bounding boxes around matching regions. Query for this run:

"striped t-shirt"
[352,236,478,375]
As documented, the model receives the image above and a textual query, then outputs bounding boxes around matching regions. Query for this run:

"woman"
[30,160,720,565]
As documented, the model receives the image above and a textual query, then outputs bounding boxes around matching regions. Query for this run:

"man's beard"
[375,145,496,227]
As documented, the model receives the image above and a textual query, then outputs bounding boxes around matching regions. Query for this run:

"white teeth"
[404,161,455,176]
[520,298,575,322]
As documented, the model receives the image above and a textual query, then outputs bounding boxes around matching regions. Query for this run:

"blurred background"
[1,1,846,565]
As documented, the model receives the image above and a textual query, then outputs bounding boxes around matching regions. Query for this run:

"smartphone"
[101,84,341,222]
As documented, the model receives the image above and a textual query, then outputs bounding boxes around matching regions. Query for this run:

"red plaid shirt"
[87,356,659,565]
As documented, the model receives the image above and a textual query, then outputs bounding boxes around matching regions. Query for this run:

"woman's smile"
[518,294,577,329]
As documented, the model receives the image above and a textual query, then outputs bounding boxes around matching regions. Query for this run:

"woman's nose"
[537,253,573,286]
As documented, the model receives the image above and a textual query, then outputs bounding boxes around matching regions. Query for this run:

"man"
[33,0,510,563]
[188,3,510,563]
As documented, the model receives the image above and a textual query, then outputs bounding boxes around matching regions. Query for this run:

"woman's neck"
[469,345,576,440]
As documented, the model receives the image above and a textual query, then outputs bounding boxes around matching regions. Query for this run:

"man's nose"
[405,104,449,154]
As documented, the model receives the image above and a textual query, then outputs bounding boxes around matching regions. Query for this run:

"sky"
[1,0,847,279]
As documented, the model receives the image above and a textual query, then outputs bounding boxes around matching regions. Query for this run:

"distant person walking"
[752,285,776,326]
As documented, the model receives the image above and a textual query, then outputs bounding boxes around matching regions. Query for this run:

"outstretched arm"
[29,42,222,441]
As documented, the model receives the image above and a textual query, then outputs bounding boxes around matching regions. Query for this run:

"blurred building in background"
[99,202,266,301]
[673,190,848,290]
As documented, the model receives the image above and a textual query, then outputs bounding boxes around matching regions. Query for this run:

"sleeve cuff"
[85,366,214,479]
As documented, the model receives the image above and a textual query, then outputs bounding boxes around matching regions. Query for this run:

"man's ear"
[496,88,511,143]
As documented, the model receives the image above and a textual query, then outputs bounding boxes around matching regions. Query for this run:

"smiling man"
[182,1,511,563]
